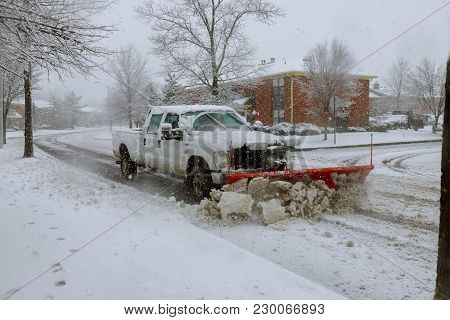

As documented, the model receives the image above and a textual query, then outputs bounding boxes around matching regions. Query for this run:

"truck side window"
[164,113,179,129]
[193,114,219,131]
[147,114,163,134]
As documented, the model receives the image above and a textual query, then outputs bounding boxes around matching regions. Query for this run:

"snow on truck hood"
[191,129,301,151]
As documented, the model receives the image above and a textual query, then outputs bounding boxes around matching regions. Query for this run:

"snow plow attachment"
[225,136,374,190]
[225,164,374,190]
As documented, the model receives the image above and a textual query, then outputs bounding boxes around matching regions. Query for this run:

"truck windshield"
[192,112,249,131]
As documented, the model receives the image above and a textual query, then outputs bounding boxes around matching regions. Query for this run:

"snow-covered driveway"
[30,128,441,299]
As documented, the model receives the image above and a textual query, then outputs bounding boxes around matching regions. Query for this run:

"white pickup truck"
[112,105,295,198]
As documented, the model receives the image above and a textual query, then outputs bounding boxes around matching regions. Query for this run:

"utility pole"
[333,96,337,145]
[435,56,450,299]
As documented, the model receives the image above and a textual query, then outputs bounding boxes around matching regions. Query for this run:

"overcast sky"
[38,0,450,109]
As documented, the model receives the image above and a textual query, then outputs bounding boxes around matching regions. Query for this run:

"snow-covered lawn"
[0,138,341,299]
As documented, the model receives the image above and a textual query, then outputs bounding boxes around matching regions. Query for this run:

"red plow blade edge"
[225,164,374,190]
[226,135,375,189]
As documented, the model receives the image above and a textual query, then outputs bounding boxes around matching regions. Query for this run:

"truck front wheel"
[188,160,212,199]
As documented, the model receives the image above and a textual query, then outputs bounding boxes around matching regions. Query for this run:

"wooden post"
[435,56,450,299]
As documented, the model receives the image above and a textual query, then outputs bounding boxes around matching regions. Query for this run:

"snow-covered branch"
[136,0,283,96]
[408,58,446,132]
[302,38,359,140]
[0,0,115,76]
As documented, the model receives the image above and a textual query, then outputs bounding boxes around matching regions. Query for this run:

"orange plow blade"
[225,164,374,189]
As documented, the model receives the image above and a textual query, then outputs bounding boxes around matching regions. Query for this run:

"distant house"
[78,106,107,127]
[7,99,53,129]
[240,58,375,127]
[369,81,423,116]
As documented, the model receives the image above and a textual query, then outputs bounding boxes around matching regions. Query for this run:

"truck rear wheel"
[120,154,137,180]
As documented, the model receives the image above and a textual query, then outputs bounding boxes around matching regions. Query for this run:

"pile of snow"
[199,175,366,225]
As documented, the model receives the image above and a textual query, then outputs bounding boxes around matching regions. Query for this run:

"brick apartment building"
[243,59,375,127]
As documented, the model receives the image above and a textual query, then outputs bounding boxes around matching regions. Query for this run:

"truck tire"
[188,159,212,199]
[120,154,137,180]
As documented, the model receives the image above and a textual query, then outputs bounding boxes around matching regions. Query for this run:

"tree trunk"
[23,65,33,158]
[212,74,219,97]
[127,102,132,129]
[2,105,7,144]
[435,57,450,299]
[433,115,440,134]
[323,106,329,141]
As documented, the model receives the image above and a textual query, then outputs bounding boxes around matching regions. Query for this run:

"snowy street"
[1,128,436,299]
[1,136,341,299]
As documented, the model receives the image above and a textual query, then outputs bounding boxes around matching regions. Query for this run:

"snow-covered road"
[1,137,341,300]
[32,128,441,299]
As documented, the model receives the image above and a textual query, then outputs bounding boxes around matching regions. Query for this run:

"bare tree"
[136,81,160,126]
[0,58,23,144]
[0,0,114,157]
[384,56,410,110]
[161,72,186,105]
[0,0,113,76]
[435,56,450,300]
[303,38,358,140]
[408,58,446,133]
[137,0,283,98]
[108,44,149,128]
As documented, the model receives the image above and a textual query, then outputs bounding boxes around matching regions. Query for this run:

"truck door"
[144,112,163,169]
[159,113,185,175]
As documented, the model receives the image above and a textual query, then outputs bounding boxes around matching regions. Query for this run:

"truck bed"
[112,128,144,164]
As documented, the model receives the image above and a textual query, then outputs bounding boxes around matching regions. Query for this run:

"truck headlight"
[214,151,229,170]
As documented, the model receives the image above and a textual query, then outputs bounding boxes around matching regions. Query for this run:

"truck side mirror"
[254,121,263,128]
[160,123,172,140]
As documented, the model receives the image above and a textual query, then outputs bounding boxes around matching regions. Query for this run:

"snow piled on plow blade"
[199,173,368,225]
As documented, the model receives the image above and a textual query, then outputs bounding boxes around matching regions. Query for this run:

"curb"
[296,139,442,151]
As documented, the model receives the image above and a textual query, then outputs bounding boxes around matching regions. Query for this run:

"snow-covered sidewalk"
[0,139,341,299]
[6,127,103,140]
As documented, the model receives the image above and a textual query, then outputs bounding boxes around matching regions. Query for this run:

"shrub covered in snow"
[347,126,367,132]
[269,122,295,135]
[257,122,321,136]
[294,123,321,136]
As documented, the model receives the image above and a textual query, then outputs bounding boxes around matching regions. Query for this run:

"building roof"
[257,58,376,81]
[7,110,22,119]
[80,106,101,113]
[151,105,234,114]
[12,99,53,109]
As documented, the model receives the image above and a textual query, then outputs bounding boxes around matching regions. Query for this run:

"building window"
[272,77,284,124]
